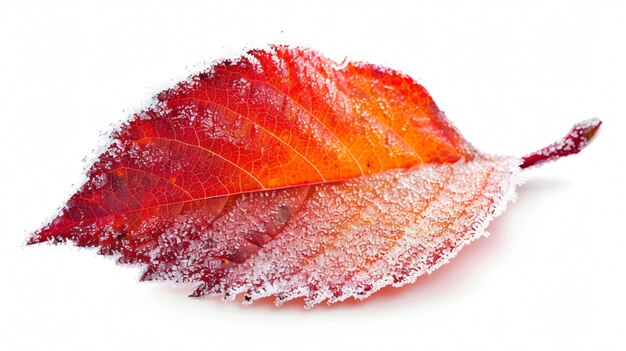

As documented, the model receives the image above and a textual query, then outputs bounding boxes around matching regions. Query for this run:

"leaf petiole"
[520,118,602,169]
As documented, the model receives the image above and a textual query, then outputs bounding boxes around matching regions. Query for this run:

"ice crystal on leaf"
[28,45,600,308]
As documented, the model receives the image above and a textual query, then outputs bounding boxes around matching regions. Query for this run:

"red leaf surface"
[28,46,600,307]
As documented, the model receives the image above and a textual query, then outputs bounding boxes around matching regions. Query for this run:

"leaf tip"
[26,229,48,246]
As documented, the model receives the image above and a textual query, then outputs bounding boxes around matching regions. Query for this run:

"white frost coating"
[198,156,524,308]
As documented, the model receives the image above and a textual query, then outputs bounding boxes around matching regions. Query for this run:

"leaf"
[28,45,600,307]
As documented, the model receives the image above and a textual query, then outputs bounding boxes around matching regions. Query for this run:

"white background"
[1,1,625,350]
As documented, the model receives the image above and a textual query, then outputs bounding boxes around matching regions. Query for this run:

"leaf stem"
[520,118,602,169]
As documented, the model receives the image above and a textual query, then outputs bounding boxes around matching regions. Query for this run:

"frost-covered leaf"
[28,45,600,307]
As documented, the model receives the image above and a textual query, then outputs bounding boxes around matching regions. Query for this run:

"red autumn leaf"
[28,45,600,307]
